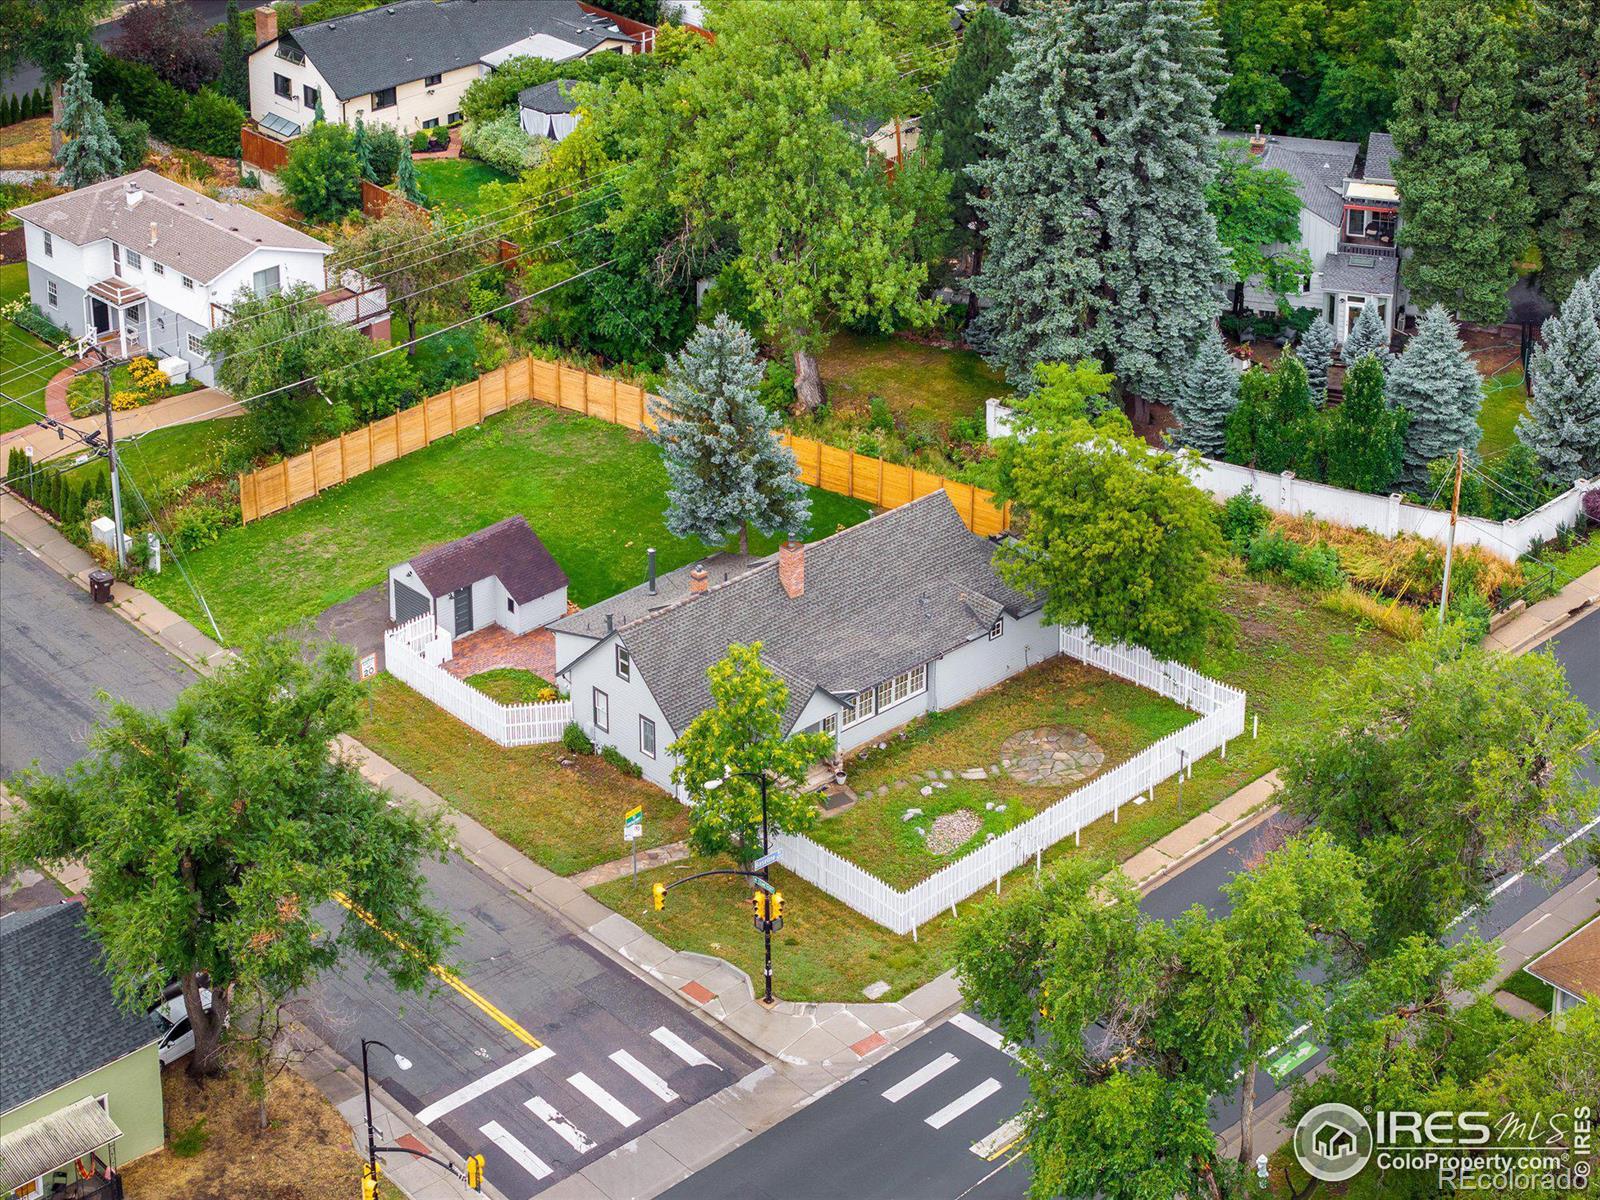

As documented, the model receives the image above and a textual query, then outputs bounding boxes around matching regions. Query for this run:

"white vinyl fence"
[384,614,571,747]
[985,398,1595,563]
[772,627,1248,937]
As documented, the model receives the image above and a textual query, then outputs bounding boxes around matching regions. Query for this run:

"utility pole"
[1438,447,1465,627]
[92,348,127,568]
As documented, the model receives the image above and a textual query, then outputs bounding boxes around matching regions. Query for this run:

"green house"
[1,903,164,1200]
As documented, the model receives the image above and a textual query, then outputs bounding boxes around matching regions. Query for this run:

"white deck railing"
[383,614,570,747]
[772,626,1248,936]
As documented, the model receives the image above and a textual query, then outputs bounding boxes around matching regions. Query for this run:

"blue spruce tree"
[1299,316,1336,401]
[1169,332,1240,456]
[1340,300,1392,370]
[1516,278,1600,483]
[55,44,121,189]
[649,315,811,554]
[1389,304,1484,486]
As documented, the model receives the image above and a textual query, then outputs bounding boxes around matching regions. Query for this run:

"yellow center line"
[333,892,543,1050]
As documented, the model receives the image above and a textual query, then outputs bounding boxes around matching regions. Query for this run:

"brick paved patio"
[443,625,557,683]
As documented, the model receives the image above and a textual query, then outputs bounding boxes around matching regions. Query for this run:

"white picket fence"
[772,626,1248,937]
[383,614,571,747]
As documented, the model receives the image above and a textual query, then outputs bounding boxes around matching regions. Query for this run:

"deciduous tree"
[1276,628,1597,953]
[280,120,362,223]
[55,43,121,188]
[332,208,478,353]
[649,315,811,554]
[1207,140,1313,312]
[1516,278,1600,484]
[1520,0,1600,305]
[0,637,458,1077]
[112,0,220,93]
[972,0,1229,405]
[1389,304,1483,486]
[670,643,836,867]
[998,408,1228,659]
[1392,0,1532,322]
[1169,333,1240,457]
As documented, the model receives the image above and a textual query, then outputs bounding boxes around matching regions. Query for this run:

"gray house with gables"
[551,493,1058,794]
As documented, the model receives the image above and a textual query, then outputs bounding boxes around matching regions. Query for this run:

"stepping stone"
[988,765,1001,776]
[862,981,891,1001]
[960,768,987,780]
[876,785,889,797]
[940,769,954,780]
[893,779,908,789]
[924,769,941,780]
[903,807,922,821]
[920,786,933,796]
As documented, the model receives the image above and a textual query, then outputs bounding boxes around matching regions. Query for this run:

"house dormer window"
[988,618,1003,640]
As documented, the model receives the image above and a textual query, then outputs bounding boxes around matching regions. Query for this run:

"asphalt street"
[295,851,760,1198]
[0,536,190,777]
[665,608,1600,1200]
[659,1016,1033,1200]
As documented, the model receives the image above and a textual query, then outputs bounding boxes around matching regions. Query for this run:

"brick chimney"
[778,539,804,599]
[1249,123,1267,156]
[255,3,279,44]
[688,564,708,594]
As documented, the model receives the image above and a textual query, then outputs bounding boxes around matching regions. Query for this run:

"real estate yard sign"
[624,805,643,880]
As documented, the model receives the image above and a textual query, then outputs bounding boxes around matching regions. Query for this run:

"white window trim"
[46,280,57,307]
[152,261,165,276]
[593,687,609,733]
[42,231,52,256]
[873,664,927,714]
[181,275,194,290]
[186,331,206,355]
[988,618,1003,640]
[126,248,142,270]
[615,644,630,681]
[640,715,656,759]
[840,687,876,728]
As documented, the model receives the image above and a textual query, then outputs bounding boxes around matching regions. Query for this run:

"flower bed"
[66,355,202,416]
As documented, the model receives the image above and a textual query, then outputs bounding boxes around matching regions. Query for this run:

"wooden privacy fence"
[238,355,1012,534]
[240,125,289,173]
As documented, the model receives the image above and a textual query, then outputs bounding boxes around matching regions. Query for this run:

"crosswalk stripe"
[416,1046,555,1125]
[651,1026,719,1069]
[882,1052,959,1103]
[569,1071,640,1127]
[525,1096,597,1154]
[609,1049,679,1102]
[950,1013,1019,1060]
[926,1078,1003,1130]
[971,1116,1026,1159]
[481,1120,552,1180]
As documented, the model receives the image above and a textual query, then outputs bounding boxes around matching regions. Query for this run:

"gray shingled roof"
[1,903,160,1113]
[8,170,328,284]
[518,79,580,115]
[408,516,568,604]
[1362,132,1398,182]
[1319,249,1399,296]
[280,0,633,100]
[1218,132,1357,228]
[550,551,760,640]
[583,494,1039,736]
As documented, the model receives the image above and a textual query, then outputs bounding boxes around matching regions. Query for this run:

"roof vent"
[646,547,657,595]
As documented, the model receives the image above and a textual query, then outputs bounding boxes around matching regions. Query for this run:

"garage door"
[392,580,431,624]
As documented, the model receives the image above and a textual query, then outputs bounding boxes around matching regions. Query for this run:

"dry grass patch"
[0,118,52,169]
[120,1068,402,1200]
[357,673,688,876]
[1269,511,1521,602]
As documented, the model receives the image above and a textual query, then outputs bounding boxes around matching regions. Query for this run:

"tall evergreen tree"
[1340,299,1391,369]
[1322,355,1407,493]
[648,315,811,554]
[1520,0,1600,305]
[395,151,426,205]
[1391,0,1532,323]
[54,43,121,188]
[1390,304,1484,486]
[1299,315,1335,401]
[971,0,1230,403]
[1169,332,1239,457]
[1516,279,1600,484]
[217,0,250,109]
[352,113,375,183]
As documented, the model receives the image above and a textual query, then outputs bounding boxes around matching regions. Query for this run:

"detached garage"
[389,517,569,638]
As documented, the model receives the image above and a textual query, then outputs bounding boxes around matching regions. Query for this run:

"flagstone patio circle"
[998,726,1106,785]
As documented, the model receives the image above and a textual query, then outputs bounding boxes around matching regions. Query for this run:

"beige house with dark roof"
[8,171,334,385]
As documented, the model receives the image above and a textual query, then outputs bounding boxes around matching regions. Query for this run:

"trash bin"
[89,569,114,603]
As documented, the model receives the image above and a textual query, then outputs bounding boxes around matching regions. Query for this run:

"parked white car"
[147,988,214,1066]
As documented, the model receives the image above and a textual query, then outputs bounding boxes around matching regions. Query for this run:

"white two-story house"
[1222,128,1407,344]
[9,171,334,384]
[246,0,636,142]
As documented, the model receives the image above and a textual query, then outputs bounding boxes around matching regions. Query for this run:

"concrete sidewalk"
[1487,562,1600,654]
[0,386,241,458]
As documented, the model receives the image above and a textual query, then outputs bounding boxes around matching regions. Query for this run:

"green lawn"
[1477,367,1528,458]
[595,568,1407,1001]
[1,261,68,435]
[415,159,514,216]
[358,674,686,877]
[812,656,1195,888]
[465,667,556,703]
[817,331,1009,429]
[61,417,246,496]
[142,401,871,644]
[1499,968,1552,1013]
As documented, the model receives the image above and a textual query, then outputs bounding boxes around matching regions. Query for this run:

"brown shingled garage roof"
[1526,918,1600,1002]
[408,517,568,603]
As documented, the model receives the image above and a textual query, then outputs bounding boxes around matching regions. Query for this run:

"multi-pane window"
[640,716,656,758]
[126,248,142,270]
[152,262,164,276]
[186,332,206,354]
[593,688,610,732]
[425,72,443,86]
[841,688,876,728]
[988,618,1003,640]
[42,231,52,256]
[615,644,630,681]
[874,664,927,713]
[181,275,194,290]
[46,280,57,307]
